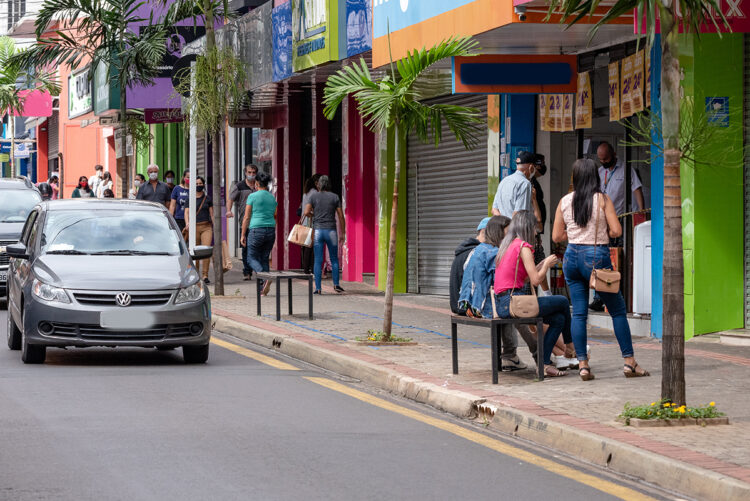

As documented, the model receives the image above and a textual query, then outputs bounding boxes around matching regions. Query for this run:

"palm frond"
[396,36,479,86]
[402,102,482,149]
[323,58,380,119]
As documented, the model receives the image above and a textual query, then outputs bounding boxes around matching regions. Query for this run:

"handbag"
[287,218,313,248]
[181,196,207,242]
[589,194,621,293]
[491,242,539,319]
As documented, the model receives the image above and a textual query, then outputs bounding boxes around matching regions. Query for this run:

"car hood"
[33,254,198,290]
[0,223,24,242]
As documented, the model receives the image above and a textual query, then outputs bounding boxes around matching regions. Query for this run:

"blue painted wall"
[500,94,535,179]
[650,35,663,339]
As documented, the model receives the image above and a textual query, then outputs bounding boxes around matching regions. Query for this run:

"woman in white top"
[96,171,113,198]
[552,158,649,381]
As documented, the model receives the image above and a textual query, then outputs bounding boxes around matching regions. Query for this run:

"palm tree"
[0,36,59,177]
[323,37,482,340]
[13,0,168,194]
[547,0,730,405]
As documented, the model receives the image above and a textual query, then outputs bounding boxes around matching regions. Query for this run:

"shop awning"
[13,90,53,118]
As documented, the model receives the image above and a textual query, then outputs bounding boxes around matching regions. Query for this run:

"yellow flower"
[650,402,656,406]
[710,402,715,407]
[678,408,686,414]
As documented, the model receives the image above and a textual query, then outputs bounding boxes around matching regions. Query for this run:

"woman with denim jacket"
[457,216,508,317]
[552,158,649,381]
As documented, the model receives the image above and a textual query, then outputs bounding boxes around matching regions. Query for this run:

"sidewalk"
[210,261,750,500]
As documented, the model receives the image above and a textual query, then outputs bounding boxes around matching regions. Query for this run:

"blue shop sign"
[706,97,729,127]
[273,1,293,82]
[346,0,371,57]
[373,0,474,39]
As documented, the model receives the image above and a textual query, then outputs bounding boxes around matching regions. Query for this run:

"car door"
[9,209,39,324]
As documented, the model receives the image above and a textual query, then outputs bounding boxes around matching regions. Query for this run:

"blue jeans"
[563,244,633,361]
[313,228,340,291]
[247,227,276,273]
[495,293,571,365]
[241,227,252,275]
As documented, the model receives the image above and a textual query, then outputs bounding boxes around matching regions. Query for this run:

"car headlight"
[175,280,205,304]
[32,279,71,304]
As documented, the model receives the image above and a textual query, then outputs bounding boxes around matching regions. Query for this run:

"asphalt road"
[0,309,668,501]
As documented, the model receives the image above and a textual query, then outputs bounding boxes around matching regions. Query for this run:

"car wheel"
[21,311,45,364]
[6,307,21,350]
[183,344,209,364]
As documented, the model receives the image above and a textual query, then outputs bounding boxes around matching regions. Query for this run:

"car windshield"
[41,210,183,255]
[0,190,41,223]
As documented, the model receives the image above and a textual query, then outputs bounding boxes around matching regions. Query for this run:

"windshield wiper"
[89,250,171,255]
[46,249,90,255]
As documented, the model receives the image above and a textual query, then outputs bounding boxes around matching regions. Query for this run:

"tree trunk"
[382,126,400,340]
[119,86,129,198]
[659,4,686,406]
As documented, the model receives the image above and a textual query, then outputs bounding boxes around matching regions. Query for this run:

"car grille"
[0,240,14,267]
[73,291,174,306]
[46,322,200,341]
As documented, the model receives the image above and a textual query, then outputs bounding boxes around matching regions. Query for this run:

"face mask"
[149,172,158,181]
[602,158,616,169]
[247,174,256,181]
[134,180,141,187]
[166,177,174,184]
[184,179,190,186]
[81,181,88,188]
[196,185,204,192]
[97,171,103,178]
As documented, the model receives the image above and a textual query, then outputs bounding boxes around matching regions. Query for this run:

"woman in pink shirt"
[494,211,571,377]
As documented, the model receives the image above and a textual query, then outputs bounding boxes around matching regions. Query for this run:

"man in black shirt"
[227,164,258,280]
[532,154,550,294]
[136,164,171,207]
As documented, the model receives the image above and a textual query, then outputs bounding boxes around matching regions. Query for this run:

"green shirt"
[246,189,277,228]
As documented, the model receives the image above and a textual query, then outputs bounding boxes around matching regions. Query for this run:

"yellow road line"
[305,377,657,501]
[211,337,300,371]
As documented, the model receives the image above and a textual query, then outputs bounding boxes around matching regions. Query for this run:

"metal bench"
[450,315,545,383]
[256,271,314,321]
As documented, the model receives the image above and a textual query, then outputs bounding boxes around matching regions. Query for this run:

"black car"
[0,177,41,306]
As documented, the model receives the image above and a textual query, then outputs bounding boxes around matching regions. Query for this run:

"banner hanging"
[563,94,574,131]
[539,95,549,131]
[608,61,620,121]
[575,72,592,129]
[632,50,645,114]
[620,54,635,118]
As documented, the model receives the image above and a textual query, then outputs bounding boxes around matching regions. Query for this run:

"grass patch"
[619,399,724,425]
[355,329,413,343]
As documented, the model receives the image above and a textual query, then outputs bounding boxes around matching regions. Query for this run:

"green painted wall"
[679,34,744,337]
[377,127,408,293]
[135,123,186,179]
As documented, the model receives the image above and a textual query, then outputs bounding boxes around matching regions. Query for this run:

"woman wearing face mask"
[184,176,214,284]
[71,176,95,198]
[129,173,146,199]
[169,171,190,231]
[96,171,113,198]
[165,170,176,191]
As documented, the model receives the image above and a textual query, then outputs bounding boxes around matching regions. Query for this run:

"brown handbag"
[493,242,539,319]
[590,194,621,293]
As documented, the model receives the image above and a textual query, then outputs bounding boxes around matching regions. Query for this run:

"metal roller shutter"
[48,110,59,159]
[744,34,750,327]
[407,94,488,295]
[196,133,206,177]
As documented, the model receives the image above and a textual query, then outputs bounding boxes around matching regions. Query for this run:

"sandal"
[579,367,595,381]
[544,365,567,378]
[624,363,650,378]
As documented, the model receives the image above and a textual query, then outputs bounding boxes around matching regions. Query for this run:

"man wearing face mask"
[227,164,259,280]
[89,164,104,196]
[492,151,542,226]
[136,164,171,207]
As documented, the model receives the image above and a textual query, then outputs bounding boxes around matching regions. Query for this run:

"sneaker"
[553,355,570,370]
[334,285,345,293]
[589,298,604,312]
[313,290,322,295]
[501,356,528,372]
[261,280,272,296]
[243,274,251,281]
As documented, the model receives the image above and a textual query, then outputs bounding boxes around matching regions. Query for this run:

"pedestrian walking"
[88,164,104,196]
[240,171,277,295]
[552,158,650,381]
[303,175,345,294]
[164,170,176,192]
[96,171,113,198]
[49,175,59,200]
[494,211,571,378]
[71,176,95,198]
[299,174,321,274]
[136,164,171,207]
[184,176,214,284]
[169,171,190,231]
[227,164,259,280]
[102,189,115,198]
[129,173,146,199]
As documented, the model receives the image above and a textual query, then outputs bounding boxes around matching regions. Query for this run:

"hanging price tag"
[620,54,634,118]
[608,61,620,122]
[632,50,645,114]
[575,72,592,129]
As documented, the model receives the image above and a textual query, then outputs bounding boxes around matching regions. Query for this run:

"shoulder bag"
[181,196,207,241]
[589,194,621,293]
[287,217,313,248]
[491,241,539,318]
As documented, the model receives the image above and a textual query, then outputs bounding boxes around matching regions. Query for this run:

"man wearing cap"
[449,217,490,314]
[492,151,542,227]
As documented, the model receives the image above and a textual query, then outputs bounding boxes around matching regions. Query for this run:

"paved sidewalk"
[210,262,750,497]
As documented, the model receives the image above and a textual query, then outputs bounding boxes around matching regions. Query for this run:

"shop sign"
[539,95,549,131]
[540,94,573,132]
[646,50,652,105]
[273,1,294,82]
[0,153,8,162]
[14,143,30,159]
[144,108,184,124]
[620,55,634,118]
[239,2,273,89]
[114,128,134,159]
[292,0,342,72]
[346,0,371,57]
[372,0,473,39]
[69,67,93,119]
[575,72,592,129]
[228,110,262,128]
[632,50,645,114]
[608,61,620,122]
[13,89,52,117]
[706,97,730,127]
[562,94,573,131]
[635,0,750,34]
[94,62,120,116]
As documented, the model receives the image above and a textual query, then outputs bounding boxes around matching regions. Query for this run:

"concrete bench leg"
[288,278,293,315]
[491,322,499,384]
[308,277,313,319]
[256,279,262,316]
[275,277,281,321]
[451,322,458,375]
[536,319,544,381]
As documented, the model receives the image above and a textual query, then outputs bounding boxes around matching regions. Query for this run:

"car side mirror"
[190,245,213,261]
[6,243,29,260]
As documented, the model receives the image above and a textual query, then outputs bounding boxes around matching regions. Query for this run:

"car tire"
[183,344,209,364]
[7,308,21,350]
[21,310,45,364]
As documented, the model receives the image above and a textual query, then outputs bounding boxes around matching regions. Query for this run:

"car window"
[27,212,41,251]
[20,210,39,246]
[41,210,183,255]
[0,190,41,223]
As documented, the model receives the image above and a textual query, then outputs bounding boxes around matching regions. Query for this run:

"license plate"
[0,272,7,283]
[100,310,155,330]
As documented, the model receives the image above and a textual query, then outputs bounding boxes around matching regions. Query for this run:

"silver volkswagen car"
[5,199,213,364]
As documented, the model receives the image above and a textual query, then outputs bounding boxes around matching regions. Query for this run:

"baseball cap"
[477,217,492,231]
[516,151,535,165]
[533,153,547,175]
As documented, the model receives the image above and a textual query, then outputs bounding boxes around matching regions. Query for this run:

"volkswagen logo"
[115,292,132,307]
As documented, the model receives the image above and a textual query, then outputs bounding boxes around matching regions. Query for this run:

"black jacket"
[449,237,481,314]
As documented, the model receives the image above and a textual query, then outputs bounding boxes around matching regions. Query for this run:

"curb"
[213,315,750,501]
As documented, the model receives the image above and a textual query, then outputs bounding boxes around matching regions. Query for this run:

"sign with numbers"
[620,54,634,118]
[539,95,549,131]
[645,50,652,106]
[631,50,645,114]
[540,94,574,132]
[575,72,592,129]
[608,61,620,121]
[562,94,574,131]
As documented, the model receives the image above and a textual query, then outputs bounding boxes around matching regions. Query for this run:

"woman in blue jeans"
[303,175,346,294]
[493,211,572,378]
[241,172,278,295]
[552,158,649,381]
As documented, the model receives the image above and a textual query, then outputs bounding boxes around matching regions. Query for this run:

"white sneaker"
[501,356,528,371]
[553,355,570,370]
